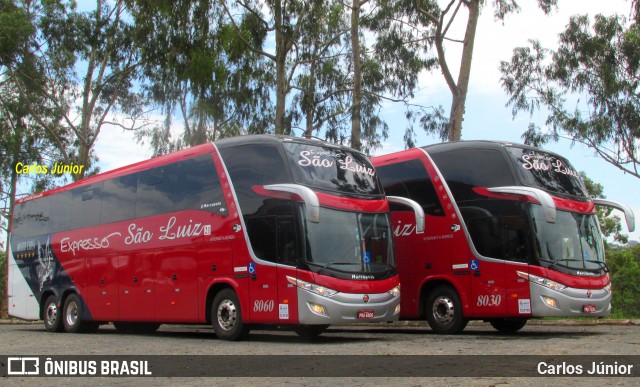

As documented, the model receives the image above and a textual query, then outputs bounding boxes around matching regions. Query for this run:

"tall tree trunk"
[448,0,480,142]
[303,59,317,137]
[350,0,364,151]
[274,0,288,135]
[3,146,20,318]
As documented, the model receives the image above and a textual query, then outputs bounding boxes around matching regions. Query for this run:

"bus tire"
[113,322,161,334]
[425,285,468,334]
[489,318,528,333]
[43,295,64,333]
[294,325,329,340]
[211,289,250,341]
[62,294,97,333]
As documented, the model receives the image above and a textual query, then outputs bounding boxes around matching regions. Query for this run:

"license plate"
[583,304,596,313]
[357,310,374,319]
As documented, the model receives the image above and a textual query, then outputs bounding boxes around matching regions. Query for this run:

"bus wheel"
[425,285,468,334]
[211,289,250,341]
[294,325,329,340]
[43,295,63,333]
[489,318,528,333]
[113,322,161,334]
[62,294,97,333]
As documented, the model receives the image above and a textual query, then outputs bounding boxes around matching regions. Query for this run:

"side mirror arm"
[263,184,321,223]
[387,196,425,233]
[592,199,636,232]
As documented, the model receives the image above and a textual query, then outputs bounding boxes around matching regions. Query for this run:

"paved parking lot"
[1,320,639,385]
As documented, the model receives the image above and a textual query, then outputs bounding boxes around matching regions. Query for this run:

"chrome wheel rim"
[217,299,237,331]
[432,296,455,325]
[65,301,78,327]
[46,302,58,325]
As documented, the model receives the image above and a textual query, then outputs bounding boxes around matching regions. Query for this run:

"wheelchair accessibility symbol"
[248,263,256,274]
[470,259,479,271]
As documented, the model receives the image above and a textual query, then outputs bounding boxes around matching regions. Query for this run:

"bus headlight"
[287,276,338,298]
[541,296,559,308]
[517,271,566,291]
[387,284,400,298]
[308,303,328,317]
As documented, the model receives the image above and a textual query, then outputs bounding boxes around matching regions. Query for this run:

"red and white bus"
[8,135,419,340]
[372,141,635,334]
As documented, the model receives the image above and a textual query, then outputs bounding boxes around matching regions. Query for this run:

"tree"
[606,245,640,318]
[127,0,273,156]
[291,1,350,139]
[219,0,316,136]
[500,2,640,178]
[329,0,452,154]
[4,0,150,181]
[413,0,557,142]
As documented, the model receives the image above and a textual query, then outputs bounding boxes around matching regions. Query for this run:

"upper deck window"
[431,149,515,202]
[506,147,587,198]
[283,142,382,196]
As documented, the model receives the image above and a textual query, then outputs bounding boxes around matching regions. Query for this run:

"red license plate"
[357,310,374,319]
[583,304,597,313]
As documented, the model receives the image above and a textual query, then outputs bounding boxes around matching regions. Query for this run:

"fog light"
[542,296,558,309]
[394,303,401,315]
[308,303,328,317]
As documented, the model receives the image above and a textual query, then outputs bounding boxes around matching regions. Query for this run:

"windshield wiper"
[585,260,610,273]
[314,261,353,275]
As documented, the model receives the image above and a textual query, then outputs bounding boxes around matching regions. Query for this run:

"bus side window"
[175,155,227,215]
[135,164,177,218]
[49,191,72,233]
[377,159,445,217]
[13,197,50,238]
[70,183,103,230]
[101,173,137,224]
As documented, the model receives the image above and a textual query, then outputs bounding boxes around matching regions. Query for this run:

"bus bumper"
[529,283,611,317]
[296,288,400,325]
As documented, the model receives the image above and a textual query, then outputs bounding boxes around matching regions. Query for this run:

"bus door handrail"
[387,196,425,233]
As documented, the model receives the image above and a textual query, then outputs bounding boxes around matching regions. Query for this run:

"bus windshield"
[283,142,382,196]
[305,208,394,278]
[531,205,606,273]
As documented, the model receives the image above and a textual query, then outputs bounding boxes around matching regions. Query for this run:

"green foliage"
[500,4,640,178]
[606,245,640,318]
[128,0,274,155]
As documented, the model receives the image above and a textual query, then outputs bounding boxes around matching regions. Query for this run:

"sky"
[86,0,639,241]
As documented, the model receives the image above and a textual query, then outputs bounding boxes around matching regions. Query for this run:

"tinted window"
[13,197,50,238]
[430,149,515,202]
[101,174,137,224]
[461,200,531,263]
[377,159,445,216]
[176,155,227,215]
[219,144,290,216]
[70,183,103,229]
[506,147,587,198]
[49,191,71,232]
[283,142,382,196]
[135,164,177,218]
[244,203,301,265]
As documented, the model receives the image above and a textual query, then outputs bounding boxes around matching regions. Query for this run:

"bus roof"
[16,142,215,204]
[16,135,366,204]
[422,140,564,158]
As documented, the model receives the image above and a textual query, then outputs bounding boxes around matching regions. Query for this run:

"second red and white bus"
[8,135,422,340]
[372,141,635,333]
